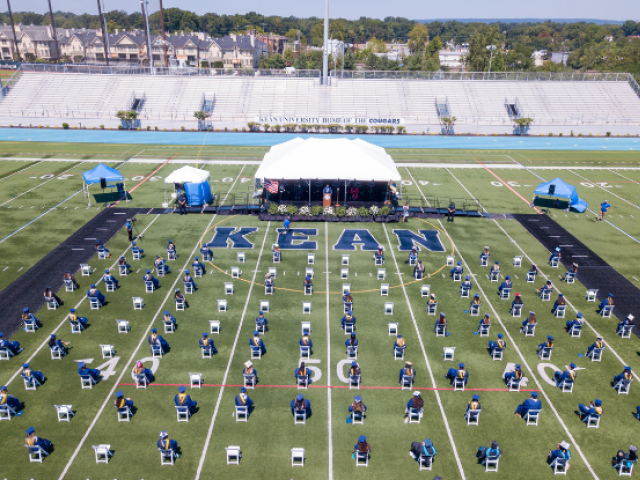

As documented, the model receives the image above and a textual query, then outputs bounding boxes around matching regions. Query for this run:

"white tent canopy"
[255,138,401,182]
[164,165,211,184]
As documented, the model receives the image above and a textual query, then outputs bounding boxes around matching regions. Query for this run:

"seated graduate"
[450,261,463,278]
[410,438,435,463]
[537,335,554,356]
[102,269,118,289]
[291,393,312,417]
[552,293,566,314]
[374,245,384,262]
[465,394,481,421]
[613,366,633,388]
[549,247,561,265]
[617,314,634,335]
[521,311,537,333]
[235,387,254,415]
[407,246,418,264]
[585,337,605,357]
[349,394,367,416]
[478,312,491,332]
[133,360,154,383]
[446,362,469,385]
[131,241,144,257]
[563,262,578,281]
[490,261,500,277]
[143,269,160,289]
[354,435,371,459]
[549,441,571,470]
[175,385,197,414]
[0,385,23,412]
[43,286,62,306]
[505,364,524,385]
[63,271,79,289]
[341,310,356,331]
[174,289,186,307]
[48,334,69,355]
[488,333,506,355]
[511,292,523,310]
[118,256,131,274]
[345,332,358,356]
[163,311,176,329]
[536,280,554,296]
[78,361,101,383]
[199,244,212,259]
[554,363,578,385]
[87,284,106,305]
[614,446,638,473]
[300,330,312,352]
[565,312,585,333]
[243,361,258,385]
[25,426,52,453]
[476,441,501,466]
[255,311,268,331]
[578,399,602,421]
[349,361,361,385]
[95,239,110,257]
[272,244,281,261]
[461,275,472,295]
[413,259,425,279]
[0,332,22,355]
[250,331,266,355]
[148,328,169,353]
[182,270,196,290]
[528,263,538,278]
[157,430,180,458]
[515,392,542,418]
[295,361,312,385]
[114,390,134,414]
[154,255,170,274]
[199,333,217,355]
[264,273,273,294]
[167,239,177,257]
[470,293,482,310]
[343,291,353,310]
[394,334,406,355]
[599,293,615,313]
[66,308,88,330]
[192,257,205,275]
[399,361,416,385]
[480,246,490,263]
[21,363,45,386]
[498,275,512,294]
[405,391,424,421]
[426,293,437,310]
[303,274,313,293]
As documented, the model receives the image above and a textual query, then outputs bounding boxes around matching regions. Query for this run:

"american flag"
[264,179,279,194]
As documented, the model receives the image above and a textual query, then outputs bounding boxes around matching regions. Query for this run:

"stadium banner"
[255,116,405,126]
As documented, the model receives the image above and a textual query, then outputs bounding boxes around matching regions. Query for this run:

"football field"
[0,144,639,480]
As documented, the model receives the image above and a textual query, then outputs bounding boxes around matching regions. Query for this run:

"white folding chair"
[132,297,143,310]
[163,320,175,334]
[460,287,470,298]
[118,265,128,276]
[587,348,604,362]
[384,302,394,315]
[307,253,315,265]
[81,264,91,276]
[300,345,311,359]
[176,405,191,422]
[586,289,598,302]
[305,267,314,280]
[485,457,499,472]
[160,449,175,465]
[480,257,488,267]
[268,267,277,279]
[418,454,431,471]
[541,290,551,301]
[156,265,165,277]
[243,375,256,389]
[443,347,455,361]
[344,323,355,335]
[388,322,398,335]
[231,267,241,278]
[301,321,311,335]
[466,409,481,426]
[190,372,203,389]
[355,451,369,467]
[224,282,234,295]
[453,272,461,282]
[538,347,552,360]
[237,252,245,263]
[420,285,430,297]
[23,375,41,391]
[500,288,511,300]
[550,258,559,268]
[408,408,422,423]
[347,345,358,359]
[26,445,48,463]
[265,284,273,295]
[80,375,96,389]
[513,256,523,267]
[341,268,349,279]
[302,302,311,314]
[297,376,309,390]
[235,405,249,422]
[294,410,307,425]
[446,255,455,266]
[260,300,270,313]
[394,346,405,360]
[585,413,600,428]
[226,446,241,465]
[167,250,176,261]
[65,281,76,292]
[132,250,141,260]
[491,349,503,361]
[70,322,82,334]
[218,300,227,312]
[620,325,633,339]
[453,377,465,391]
[377,268,386,280]
[551,458,568,475]
[47,299,59,310]
[525,409,540,426]
[479,324,490,337]
[209,320,220,334]
[116,319,130,333]
[151,344,164,358]
[570,325,581,338]
[435,324,446,337]
[250,346,262,360]
[54,404,74,422]
[401,375,413,390]
[93,444,112,464]
[555,305,566,318]
[470,304,480,316]
[507,377,521,392]
[118,406,132,422]
[512,304,522,317]
[380,283,389,296]
[100,344,114,359]
[526,272,536,283]
[105,282,116,293]
[349,375,361,390]
[50,346,63,360]
[145,281,155,293]
[341,254,349,265]
[558,380,574,393]
[490,271,499,282]
[601,306,614,318]
[89,298,101,310]
[619,463,634,476]
[184,283,194,294]
[352,410,364,424]
[427,303,438,315]
[565,272,575,284]
[136,374,148,389]
[0,404,16,420]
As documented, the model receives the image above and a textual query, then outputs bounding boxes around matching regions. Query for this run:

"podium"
[323,193,331,208]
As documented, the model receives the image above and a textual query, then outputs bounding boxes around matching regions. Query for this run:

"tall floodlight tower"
[141,0,154,69]
[322,0,329,85]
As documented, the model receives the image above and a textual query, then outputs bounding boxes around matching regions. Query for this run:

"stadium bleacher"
[2,72,640,127]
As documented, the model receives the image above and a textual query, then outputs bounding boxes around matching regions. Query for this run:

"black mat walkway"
[0,207,163,338]
[514,214,640,337]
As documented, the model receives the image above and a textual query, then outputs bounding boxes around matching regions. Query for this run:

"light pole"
[486,44,496,76]
[141,0,154,69]
[322,0,329,86]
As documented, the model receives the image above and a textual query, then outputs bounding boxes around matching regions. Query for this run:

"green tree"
[514,117,534,135]
[425,35,443,59]
[283,48,294,65]
[369,37,388,53]
[408,23,429,54]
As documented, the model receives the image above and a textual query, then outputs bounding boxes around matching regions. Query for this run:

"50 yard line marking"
[325,222,333,480]
[409,167,600,479]
[57,166,246,480]
[381,223,466,480]
[194,221,271,480]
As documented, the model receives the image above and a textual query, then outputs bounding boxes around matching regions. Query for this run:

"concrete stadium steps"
[3,73,640,123]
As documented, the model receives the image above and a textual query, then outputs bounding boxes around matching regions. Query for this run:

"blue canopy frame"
[533,177,587,213]
[81,163,126,206]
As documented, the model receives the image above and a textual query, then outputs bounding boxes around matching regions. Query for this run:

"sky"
[12,0,640,21]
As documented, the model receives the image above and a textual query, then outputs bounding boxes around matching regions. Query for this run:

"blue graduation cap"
[178,386,186,393]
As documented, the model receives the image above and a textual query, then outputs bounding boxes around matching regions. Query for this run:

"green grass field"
[0,144,639,480]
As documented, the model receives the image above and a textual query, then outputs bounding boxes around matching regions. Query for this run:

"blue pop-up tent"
[164,166,212,207]
[81,163,126,205]
[533,177,588,213]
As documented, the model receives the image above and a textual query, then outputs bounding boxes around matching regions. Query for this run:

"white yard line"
[381,223,466,480]
[608,168,640,186]
[567,169,640,211]
[324,221,334,480]
[58,167,246,480]
[407,167,600,479]
[0,162,81,207]
[0,159,44,181]
[2,214,161,387]
[194,221,271,480]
